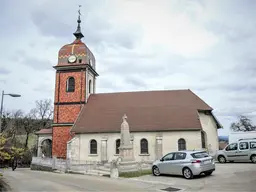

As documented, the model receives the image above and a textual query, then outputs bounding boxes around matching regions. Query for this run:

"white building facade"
[67,111,219,163]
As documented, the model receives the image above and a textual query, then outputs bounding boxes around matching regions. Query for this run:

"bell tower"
[52,6,99,158]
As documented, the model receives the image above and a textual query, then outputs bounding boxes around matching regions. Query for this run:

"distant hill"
[218,136,228,142]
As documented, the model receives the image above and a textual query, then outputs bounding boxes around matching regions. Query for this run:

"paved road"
[2,163,256,191]
[131,163,256,191]
[2,168,170,192]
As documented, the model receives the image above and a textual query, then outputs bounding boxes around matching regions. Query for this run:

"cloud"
[30,0,142,49]
[0,68,10,75]
[0,0,256,136]
[21,57,53,71]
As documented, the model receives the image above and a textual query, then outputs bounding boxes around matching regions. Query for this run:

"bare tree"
[35,99,53,120]
[30,99,53,129]
[6,110,24,140]
[22,116,35,149]
[230,115,256,132]
[1,110,12,133]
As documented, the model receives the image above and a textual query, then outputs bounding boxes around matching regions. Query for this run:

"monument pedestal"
[119,145,134,162]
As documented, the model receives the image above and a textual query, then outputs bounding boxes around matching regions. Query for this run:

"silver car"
[152,150,215,179]
[216,138,256,163]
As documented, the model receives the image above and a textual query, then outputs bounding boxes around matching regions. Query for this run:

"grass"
[119,169,152,178]
[15,134,37,149]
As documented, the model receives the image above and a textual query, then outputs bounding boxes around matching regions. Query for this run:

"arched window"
[201,131,206,149]
[66,77,75,92]
[116,139,120,154]
[90,139,97,154]
[140,138,148,154]
[89,80,92,94]
[178,138,186,151]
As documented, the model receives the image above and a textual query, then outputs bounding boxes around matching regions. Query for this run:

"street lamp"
[0,90,21,133]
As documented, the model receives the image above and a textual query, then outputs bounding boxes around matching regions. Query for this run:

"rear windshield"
[191,152,209,158]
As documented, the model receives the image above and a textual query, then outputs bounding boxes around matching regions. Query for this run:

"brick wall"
[54,71,86,103]
[53,70,86,124]
[52,70,86,158]
[54,105,83,123]
[52,126,72,158]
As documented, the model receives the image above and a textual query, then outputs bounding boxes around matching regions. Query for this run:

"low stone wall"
[30,157,153,178]
[30,164,53,172]
[30,157,54,172]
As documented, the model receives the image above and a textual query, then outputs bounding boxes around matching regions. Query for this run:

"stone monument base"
[119,145,134,162]
[117,161,153,173]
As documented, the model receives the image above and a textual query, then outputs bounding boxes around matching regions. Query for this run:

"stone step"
[88,169,110,176]
[96,166,110,172]
[103,163,111,168]
[67,169,110,176]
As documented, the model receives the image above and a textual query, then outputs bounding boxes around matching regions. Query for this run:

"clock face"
[68,55,77,63]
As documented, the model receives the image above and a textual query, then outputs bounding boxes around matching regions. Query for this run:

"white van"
[216,138,256,163]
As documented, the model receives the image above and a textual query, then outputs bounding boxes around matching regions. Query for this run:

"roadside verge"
[0,177,11,192]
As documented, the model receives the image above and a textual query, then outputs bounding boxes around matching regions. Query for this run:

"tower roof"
[73,5,84,40]
[54,6,98,75]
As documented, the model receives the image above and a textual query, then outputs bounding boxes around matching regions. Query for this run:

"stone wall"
[68,130,207,162]
[198,112,219,156]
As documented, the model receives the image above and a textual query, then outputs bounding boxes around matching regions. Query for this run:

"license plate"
[204,160,211,164]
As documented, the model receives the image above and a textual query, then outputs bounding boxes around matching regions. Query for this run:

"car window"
[250,141,256,149]
[163,153,174,161]
[174,152,186,160]
[226,143,238,151]
[239,142,249,150]
[191,152,209,158]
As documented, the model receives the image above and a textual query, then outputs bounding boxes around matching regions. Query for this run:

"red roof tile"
[71,89,214,133]
[35,128,53,135]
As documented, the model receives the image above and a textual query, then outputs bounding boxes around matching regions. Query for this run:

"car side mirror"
[160,158,164,162]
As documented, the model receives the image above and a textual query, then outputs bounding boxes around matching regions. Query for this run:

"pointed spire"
[73,5,84,40]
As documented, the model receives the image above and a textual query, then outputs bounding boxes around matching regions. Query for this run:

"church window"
[115,139,121,154]
[140,138,148,154]
[90,139,97,154]
[201,131,207,149]
[79,59,82,63]
[178,138,186,151]
[89,80,92,94]
[66,77,75,92]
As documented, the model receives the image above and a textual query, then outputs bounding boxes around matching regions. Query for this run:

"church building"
[36,12,222,162]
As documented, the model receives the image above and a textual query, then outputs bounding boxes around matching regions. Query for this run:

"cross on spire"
[73,5,84,40]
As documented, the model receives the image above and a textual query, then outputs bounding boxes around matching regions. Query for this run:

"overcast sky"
[1,0,256,136]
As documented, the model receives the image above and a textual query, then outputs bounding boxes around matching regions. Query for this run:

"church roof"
[35,128,53,135]
[71,89,216,134]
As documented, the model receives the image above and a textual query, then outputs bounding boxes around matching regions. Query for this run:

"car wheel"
[251,155,256,163]
[183,167,193,179]
[218,155,226,163]
[152,166,161,176]
[205,171,213,176]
